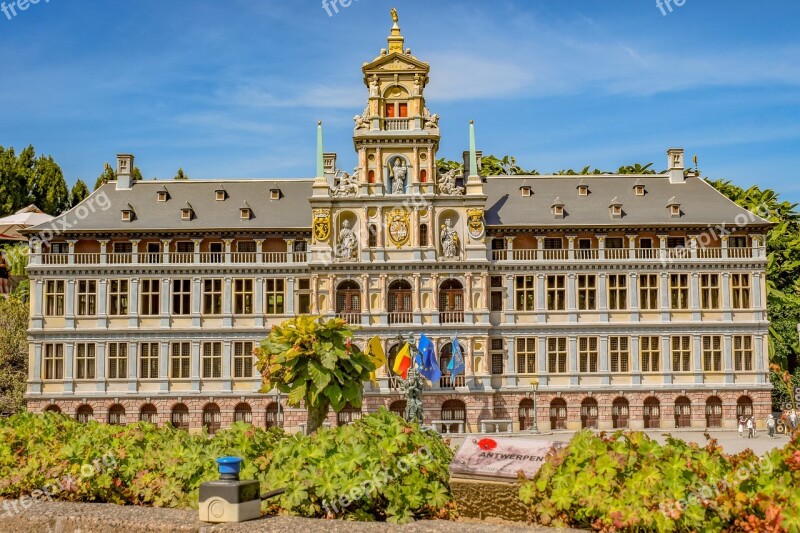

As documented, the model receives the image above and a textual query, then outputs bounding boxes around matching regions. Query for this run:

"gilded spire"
[387,8,404,54]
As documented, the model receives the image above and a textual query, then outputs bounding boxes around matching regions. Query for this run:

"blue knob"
[216,456,243,476]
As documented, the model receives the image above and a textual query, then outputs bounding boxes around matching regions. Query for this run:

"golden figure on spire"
[391,8,398,24]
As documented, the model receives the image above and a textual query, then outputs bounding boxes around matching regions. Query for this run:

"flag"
[392,343,412,379]
[447,336,465,378]
[365,336,386,383]
[416,334,441,382]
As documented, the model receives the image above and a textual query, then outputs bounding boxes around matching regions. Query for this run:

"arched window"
[419,224,428,247]
[108,404,127,426]
[203,403,221,435]
[44,404,61,413]
[519,398,535,431]
[76,405,94,424]
[389,400,407,418]
[337,402,362,426]
[388,280,413,324]
[674,396,692,428]
[581,397,599,429]
[336,280,361,323]
[139,404,158,424]
[171,403,190,430]
[612,397,629,429]
[439,279,464,324]
[265,402,283,429]
[441,399,466,433]
[643,397,660,429]
[420,169,428,183]
[234,403,252,424]
[736,396,753,418]
[439,342,466,388]
[368,224,377,248]
[368,169,376,184]
[549,399,567,430]
[705,396,723,428]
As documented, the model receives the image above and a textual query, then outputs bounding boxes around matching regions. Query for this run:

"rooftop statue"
[331,168,359,198]
[391,8,398,24]
[438,167,464,196]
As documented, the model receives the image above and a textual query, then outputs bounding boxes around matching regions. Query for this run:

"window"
[670,274,689,310]
[610,337,630,373]
[516,337,536,374]
[215,189,226,201]
[234,279,254,315]
[606,237,625,249]
[50,242,68,254]
[398,102,408,117]
[75,343,96,380]
[43,344,64,380]
[544,238,563,250]
[237,241,256,254]
[578,337,599,373]
[74,280,96,316]
[577,275,597,310]
[265,279,285,315]
[639,274,659,310]
[490,276,504,312]
[419,224,428,247]
[608,275,628,310]
[172,279,191,315]
[490,338,504,375]
[158,190,168,202]
[546,275,566,311]
[140,279,160,316]
[368,224,377,248]
[45,280,65,316]
[640,336,660,373]
[547,337,568,374]
[515,275,535,311]
[140,342,159,379]
[734,335,753,372]
[701,274,721,310]
[297,278,312,314]
[176,241,193,254]
[234,341,254,378]
[672,336,692,372]
[202,279,223,315]
[108,342,128,379]
[270,189,281,200]
[667,237,686,249]
[640,238,653,249]
[171,342,191,379]
[113,242,132,254]
[202,342,222,379]
[729,236,748,248]
[520,186,532,197]
[109,279,129,315]
[731,274,751,309]
[702,335,723,372]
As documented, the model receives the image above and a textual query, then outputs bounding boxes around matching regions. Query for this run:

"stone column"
[311,275,319,314]
[223,277,233,327]
[99,240,109,265]
[598,273,608,323]
[65,279,76,329]
[161,239,172,264]
[724,334,734,384]
[630,335,641,385]
[191,341,201,391]
[722,272,732,321]
[504,273,515,324]
[691,272,701,321]
[567,235,576,260]
[693,335,703,384]
[536,236,544,261]
[537,337,548,386]
[95,342,107,392]
[192,277,202,328]
[505,337,517,387]
[361,274,370,326]
[282,239,291,264]
[629,272,639,323]
[63,343,75,394]
[160,277,171,329]
[328,275,337,313]
[596,235,606,260]
[568,336,578,385]
[286,276,296,315]
[67,240,76,265]
[627,234,637,260]
[662,335,672,385]
[660,272,670,322]
[223,239,233,264]
[536,274,546,324]
[159,341,170,392]
[222,340,232,392]
[128,342,139,393]
[131,239,140,264]
[193,239,202,264]
[465,273,473,312]
[567,273,577,322]
[97,279,108,329]
[31,343,43,393]
[255,277,264,328]
[129,277,140,329]
[721,235,729,259]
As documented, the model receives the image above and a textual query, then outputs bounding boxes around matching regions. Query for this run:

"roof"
[483,175,771,228]
[27,179,314,234]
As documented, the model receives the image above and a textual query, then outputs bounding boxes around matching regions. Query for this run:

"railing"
[384,118,410,131]
[336,312,361,324]
[636,248,659,260]
[439,311,464,324]
[697,248,723,259]
[199,253,224,264]
[75,253,101,265]
[231,252,258,264]
[41,253,68,265]
[432,420,465,434]
[575,249,599,260]
[107,253,131,264]
[492,247,763,263]
[140,252,163,264]
[170,252,194,264]
[604,248,628,260]
[439,375,466,388]
[34,251,304,266]
[388,311,413,325]
[542,249,568,261]
[728,247,753,259]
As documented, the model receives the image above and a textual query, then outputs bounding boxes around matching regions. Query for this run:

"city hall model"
[24,13,772,433]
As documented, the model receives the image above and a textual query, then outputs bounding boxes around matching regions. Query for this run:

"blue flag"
[416,334,441,382]
[447,336,465,377]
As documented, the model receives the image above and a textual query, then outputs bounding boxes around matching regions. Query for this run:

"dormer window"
[181,203,194,221]
[270,188,282,200]
[157,186,170,202]
[551,197,565,219]
[667,197,682,218]
[633,179,646,196]
[240,201,253,220]
[577,180,589,196]
[215,185,227,201]
[520,186,532,197]
[121,204,135,222]
[609,197,623,219]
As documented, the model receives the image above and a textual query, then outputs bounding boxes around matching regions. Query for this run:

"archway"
[643,397,661,429]
[705,396,723,428]
[171,403,190,430]
[581,397,599,429]
[549,399,567,430]
[674,396,692,428]
[108,404,126,426]
[612,397,630,429]
[519,398,535,431]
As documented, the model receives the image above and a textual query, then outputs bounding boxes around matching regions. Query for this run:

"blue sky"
[1,0,799,202]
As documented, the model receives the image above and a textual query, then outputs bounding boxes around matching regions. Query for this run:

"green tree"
[0,296,28,414]
[69,179,90,207]
[480,154,539,176]
[0,147,29,217]
[94,163,144,190]
[28,155,69,215]
[174,168,188,180]
[256,315,375,434]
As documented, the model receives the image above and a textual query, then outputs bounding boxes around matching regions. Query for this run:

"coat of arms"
[467,208,485,239]
[313,209,331,242]
[387,209,411,248]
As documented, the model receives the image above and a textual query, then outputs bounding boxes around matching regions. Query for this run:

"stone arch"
[171,403,190,430]
[581,397,599,429]
[674,396,692,428]
[44,404,61,413]
[234,402,252,424]
[385,154,412,194]
[643,397,660,429]
[265,402,283,429]
[611,397,630,429]
[203,403,222,435]
[705,396,723,428]
[736,395,754,418]
[107,403,127,425]
[139,403,158,424]
[76,404,94,423]
[549,398,567,430]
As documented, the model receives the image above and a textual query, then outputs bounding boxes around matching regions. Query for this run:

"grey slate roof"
[36,179,314,233]
[483,175,770,228]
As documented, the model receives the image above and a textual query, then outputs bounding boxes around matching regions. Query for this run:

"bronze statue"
[402,368,424,424]
[391,8,398,24]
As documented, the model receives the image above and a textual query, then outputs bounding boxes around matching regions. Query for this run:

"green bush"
[0,409,454,522]
[520,430,800,532]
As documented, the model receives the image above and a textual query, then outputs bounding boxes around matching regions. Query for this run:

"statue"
[353,106,370,130]
[391,157,407,194]
[422,107,439,129]
[413,74,421,96]
[437,167,464,196]
[402,368,424,424]
[440,218,460,258]
[331,168,358,198]
[391,7,399,24]
[337,220,358,260]
[369,75,379,97]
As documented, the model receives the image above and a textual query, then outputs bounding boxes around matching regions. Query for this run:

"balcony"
[383,118,410,131]
[491,246,761,263]
[439,375,466,388]
[388,311,413,325]
[336,312,362,325]
[36,251,306,267]
[439,311,464,324]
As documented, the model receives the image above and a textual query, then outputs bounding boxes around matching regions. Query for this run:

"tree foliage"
[174,168,188,180]
[0,145,70,216]
[93,163,143,190]
[27,154,69,215]
[256,316,375,433]
[0,296,28,414]
[69,179,90,207]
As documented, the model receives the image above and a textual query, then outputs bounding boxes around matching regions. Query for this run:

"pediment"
[363,52,429,74]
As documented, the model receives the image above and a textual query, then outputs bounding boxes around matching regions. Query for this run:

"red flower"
[477,438,498,451]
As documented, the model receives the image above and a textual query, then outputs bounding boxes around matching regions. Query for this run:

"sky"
[1,0,799,202]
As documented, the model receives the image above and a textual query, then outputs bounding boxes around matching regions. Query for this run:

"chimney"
[667,148,685,184]
[323,152,337,175]
[116,154,135,190]
[461,150,482,178]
